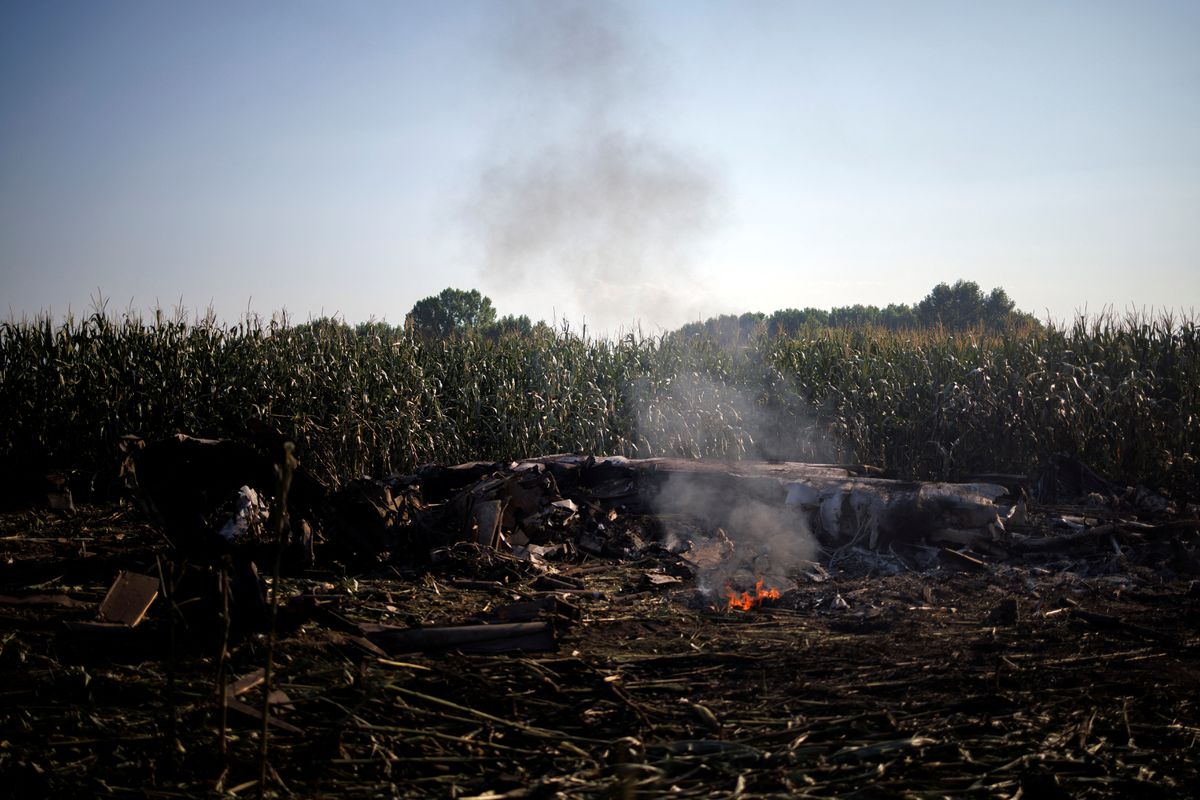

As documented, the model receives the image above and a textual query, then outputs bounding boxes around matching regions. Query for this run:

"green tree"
[916,281,1037,331]
[828,304,880,328]
[483,314,536,341]
[916,280,988,329]
[983,287,1017,329]
[768,307,829,337]
[672,280,1034,340]
[406,288,497,338]
[676,312,766,347]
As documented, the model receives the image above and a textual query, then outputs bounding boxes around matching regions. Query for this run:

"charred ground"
[1,452,1198,799]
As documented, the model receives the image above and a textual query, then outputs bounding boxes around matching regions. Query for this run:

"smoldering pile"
[116,435,1128,630]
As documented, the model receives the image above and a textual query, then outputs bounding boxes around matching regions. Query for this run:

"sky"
[2,0,1198,335]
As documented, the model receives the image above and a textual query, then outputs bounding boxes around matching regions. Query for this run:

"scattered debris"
[1,439,1197,797]
[218,486,268,541]
[224,668,304,734]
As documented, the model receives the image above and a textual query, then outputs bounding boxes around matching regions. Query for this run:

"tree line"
[398,280,1039,342]
[674,281,1038,345]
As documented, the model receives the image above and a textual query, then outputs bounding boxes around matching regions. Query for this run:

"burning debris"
[723,578,781,612]
[113,437,1197,606]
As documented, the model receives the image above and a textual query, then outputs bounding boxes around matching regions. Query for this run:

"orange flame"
[725,579,781,611]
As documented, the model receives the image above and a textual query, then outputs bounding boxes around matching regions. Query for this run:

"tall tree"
[916,280,988,329]
[983,287,1017,328]
[915,281,1036,331]
[406,288,497,338]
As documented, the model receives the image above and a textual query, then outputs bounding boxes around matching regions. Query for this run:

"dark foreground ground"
[2,503,1198,798]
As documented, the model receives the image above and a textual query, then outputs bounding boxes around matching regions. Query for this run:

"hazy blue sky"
[2,0,1198,333]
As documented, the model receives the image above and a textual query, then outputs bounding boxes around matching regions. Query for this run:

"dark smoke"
[466,0,725,332]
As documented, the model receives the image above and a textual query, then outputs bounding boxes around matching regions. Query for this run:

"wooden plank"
[97,571,159,627]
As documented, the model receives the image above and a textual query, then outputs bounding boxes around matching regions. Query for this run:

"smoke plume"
[631,374,840,597]
[466,0,725,332]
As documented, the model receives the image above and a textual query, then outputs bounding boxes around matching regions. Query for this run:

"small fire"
[725,579,781,611]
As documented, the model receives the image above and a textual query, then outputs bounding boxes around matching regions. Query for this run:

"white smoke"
[652,468,819,598]
[628,372,844,463]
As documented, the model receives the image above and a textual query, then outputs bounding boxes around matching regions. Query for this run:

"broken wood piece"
[449,578,508,591]
[60,620,138,634]
[347,635,390,658]
[98,571,159,627]
[316,630,390,658]
[0,593,90,609]
[227,668,266,698]
[941,547,989,572]
[533,574,583,591]
[266,689,293,710]
[1024,522,1122,550]
[531,588,606,600]
[223,670,300,731]
[476,596,580,624]
[225,696,303,734]
[364,621,556,654]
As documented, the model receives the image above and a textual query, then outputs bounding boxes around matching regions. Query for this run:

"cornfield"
[1,309,1197,501]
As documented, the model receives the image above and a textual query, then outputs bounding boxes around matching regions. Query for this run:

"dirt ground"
[2,502,1199,799]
